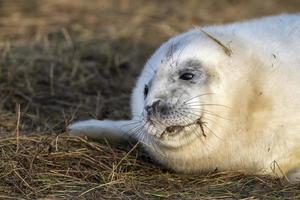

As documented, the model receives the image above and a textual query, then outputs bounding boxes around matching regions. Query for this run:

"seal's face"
[141,40,214,148]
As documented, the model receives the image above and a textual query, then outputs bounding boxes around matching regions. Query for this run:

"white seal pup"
[68,14,300,182]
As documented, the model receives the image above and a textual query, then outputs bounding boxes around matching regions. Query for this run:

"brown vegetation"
[0,0,299,199]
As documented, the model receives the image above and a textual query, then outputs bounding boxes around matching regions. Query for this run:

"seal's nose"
[145,100,161,116]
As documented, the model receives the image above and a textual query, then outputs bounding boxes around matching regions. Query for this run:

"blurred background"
[0,1,299,199]
[0,0,299,134]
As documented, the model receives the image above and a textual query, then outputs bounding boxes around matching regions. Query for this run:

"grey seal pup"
[69,14,300,182]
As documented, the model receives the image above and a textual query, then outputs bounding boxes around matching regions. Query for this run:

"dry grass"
[0,0,299,199]
[1,134,299,199]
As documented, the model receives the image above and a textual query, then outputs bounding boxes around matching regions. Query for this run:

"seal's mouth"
[160,118,204,138]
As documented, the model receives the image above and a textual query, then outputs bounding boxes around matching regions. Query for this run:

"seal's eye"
[144,85,149,97]
[179,73,195,80]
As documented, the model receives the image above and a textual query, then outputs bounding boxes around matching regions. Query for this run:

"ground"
[0,0,299,199]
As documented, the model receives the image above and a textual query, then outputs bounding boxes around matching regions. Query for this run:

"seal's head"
[133,29,230,148]
[143,57,210,148]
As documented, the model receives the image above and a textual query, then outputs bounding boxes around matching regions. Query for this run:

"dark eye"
[144,85,149,97]
[179,73,195,80]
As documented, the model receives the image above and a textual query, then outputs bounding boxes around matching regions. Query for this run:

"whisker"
[175,93,185,106]
[131,112,146,118]
[202,122,223,140]
[183,108,230,121]
[135,127,146,140]
[126,125,143,137]
[184,103,231,109]
[121,120,143,127]
[182,93,215,105]
[125,121,147,137]
[133,124,150,141]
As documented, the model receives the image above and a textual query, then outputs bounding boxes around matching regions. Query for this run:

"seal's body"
[69,14,300,182]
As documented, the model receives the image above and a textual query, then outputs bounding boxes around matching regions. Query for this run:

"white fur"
[68,119,132,141]
[68,14,300,182]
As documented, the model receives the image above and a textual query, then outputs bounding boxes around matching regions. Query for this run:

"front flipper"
[68,119,137,142]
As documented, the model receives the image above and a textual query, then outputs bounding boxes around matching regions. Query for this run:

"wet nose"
[145,100,160,116]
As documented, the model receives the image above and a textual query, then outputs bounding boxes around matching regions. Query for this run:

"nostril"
[145,100,161,116]
[152,100,161,111]
[145,105,152,116]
